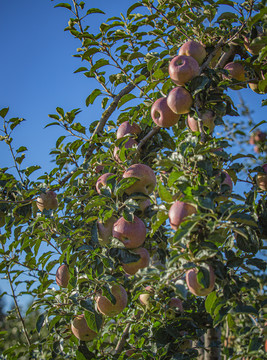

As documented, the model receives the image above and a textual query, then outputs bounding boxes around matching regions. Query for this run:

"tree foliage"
[0,0,267,359]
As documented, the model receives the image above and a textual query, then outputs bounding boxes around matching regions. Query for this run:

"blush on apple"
[96,173,115,195]
[256,163,267,191]
[186,265,215,296]
[121,247,150,275]
[116,121,141,139]
[167,86,193,115]
[169,55,200,85]
[178,40,207,65]
[151,97,181,127]
[123,163,156,195]
[113,215,147,249]
[187,110,215,133]
[168,201,197,231]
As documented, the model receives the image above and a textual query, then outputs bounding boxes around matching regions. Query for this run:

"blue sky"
[0,0,266,311]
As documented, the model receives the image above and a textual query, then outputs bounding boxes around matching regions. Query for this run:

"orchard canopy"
[0,0,267,359]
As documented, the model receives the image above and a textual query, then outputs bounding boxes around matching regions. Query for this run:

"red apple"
[167,86,193,114]
[113,216,146,249]
[256,163,267,191]
[37,190,58,212]
[139,286,154,307]
[169,55,200,85]
[223,62,245,89]
[169,297,184,312]
[186,265,215,296]
[249,130,266,145]
[71,314,98,341]
[116,121,141,139]
[56,264,70,288]
[123,164,156,195]
[168,201,197,231]
[187,110,215,132]
[121,247,150,275]
[96,173,115,195]
[178,40,207,65]
[151,97,181,127]
[96,284,128,316]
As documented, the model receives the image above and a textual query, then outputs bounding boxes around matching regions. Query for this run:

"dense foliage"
[0,0,266,359]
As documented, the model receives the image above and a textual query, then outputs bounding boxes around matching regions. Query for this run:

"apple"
[123,163,156,195]
[139,286,154,307]
[97,216,117,245]
[95,164,104,173]
[223,62,245,89]
[249,130,266,145]
[169,55,200,85]
[113,215,146,249]
[167,86,193,114]
[186,265,215,296]
[116,121,141,139]
[169,297,184,312]
[168,201,197,231]
[138,198,151,216]
[96,284,128,316]
[256,163,267,191]
[36,190,58,212]
[178,40,207,65]
[96,173,115,195]
[187,110,215,132]
[56,264,70,288]
[151,97,181,127]
[113,138,138,161]
[71,314,98,341]
[121,247,150,275]
[166,297,184,319]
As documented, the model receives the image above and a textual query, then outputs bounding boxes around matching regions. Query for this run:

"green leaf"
[0,107,9,118]
[86,89,102,106]
[86,8,105,15]
[205,291,217,314]
[229,213,257,227]
[246,258,266,271]
[117,94,137,108]
[158,183,173,203]
[216,12,239,22]
[36,313,45,333]
[127,3,143,17]
[74,67,88,73]
[54,3,72,11]
[173,219,197,243]
[71,123,86,134]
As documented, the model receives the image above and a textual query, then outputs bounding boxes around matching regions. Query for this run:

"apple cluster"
[50,37,266,346]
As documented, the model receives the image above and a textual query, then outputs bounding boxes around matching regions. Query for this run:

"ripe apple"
[96,284,128,316]
[168,201,197,231]
[256,163,267,191]
[121,247,150,275]
[169,55,200,85]
[151,97,181,127]
[223,62,245,89]
[96,173,115,195]
[116,121,141,139]
[95,164,104,173]
[37,190,58,212]
[139,286,154,307]
[167,86,193,114]
[123,163,156,195]
[166,297,184,319]
[71,314,98,341]
[249,130,266,145]
[187,110,215,133]
[186,265,215,296]
[113,138,138,161]
[113,215,146,249]
[178,40,207,65]
[97,216,117,245]
[169,297,184,312]
[56,264,70,288]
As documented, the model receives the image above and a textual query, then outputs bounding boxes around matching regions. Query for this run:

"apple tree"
[0,0,266,359]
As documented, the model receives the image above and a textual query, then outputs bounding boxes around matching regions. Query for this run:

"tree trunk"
[205,327,221,360]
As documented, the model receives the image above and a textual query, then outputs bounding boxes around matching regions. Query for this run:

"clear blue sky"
[0,0,266,312]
